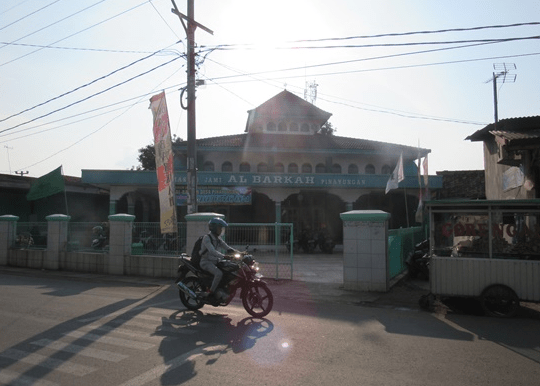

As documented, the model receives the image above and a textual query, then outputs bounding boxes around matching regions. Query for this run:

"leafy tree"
[133,135,183,171]
[319,121,337,136]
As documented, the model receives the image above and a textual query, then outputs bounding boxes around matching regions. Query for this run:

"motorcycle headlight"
[252,262,260,272]
[234,253,241,260]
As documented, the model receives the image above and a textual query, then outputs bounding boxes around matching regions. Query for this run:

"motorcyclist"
[200,217,237,298]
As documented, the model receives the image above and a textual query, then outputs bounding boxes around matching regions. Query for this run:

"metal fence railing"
[13,222,48,250]
[132,222,187,256]
[227,223,294,280]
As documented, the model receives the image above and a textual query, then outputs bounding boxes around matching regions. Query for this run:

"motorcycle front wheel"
[178,277,205,311]
[242,282,273,318]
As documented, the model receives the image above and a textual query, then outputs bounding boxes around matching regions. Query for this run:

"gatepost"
[185,212,225,255]
[45,214,70,270]
[340,210,391,292]
[0,215,19,266]
[108,214,135,275]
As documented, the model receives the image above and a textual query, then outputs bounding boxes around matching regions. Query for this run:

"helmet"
[209,217,228,235]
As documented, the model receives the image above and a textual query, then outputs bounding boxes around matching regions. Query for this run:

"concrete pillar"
[0,215,19,266]
[340,210,391,292]
[185,213,224,255]
[45,214,71,270]
[109,199,117,215]
[108,214,135,275]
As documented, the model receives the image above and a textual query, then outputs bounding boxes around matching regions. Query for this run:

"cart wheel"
[419,293,435,312]
[480,284,519,318]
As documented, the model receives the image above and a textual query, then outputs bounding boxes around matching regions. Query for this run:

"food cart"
[422,199,540,317]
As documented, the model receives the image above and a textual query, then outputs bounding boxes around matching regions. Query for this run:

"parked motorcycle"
[91,225,108,250]
[298,229,316,253]
[316,230,335,254]
[175,250,273,318]
[405,239,430,280]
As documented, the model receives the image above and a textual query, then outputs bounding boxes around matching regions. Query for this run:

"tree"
[134,135,183,171]
[319,121,337,136]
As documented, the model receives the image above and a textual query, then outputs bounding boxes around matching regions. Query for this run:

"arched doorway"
[282,191,345,244]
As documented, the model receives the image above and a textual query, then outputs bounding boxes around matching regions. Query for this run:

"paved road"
[1,268,539,385]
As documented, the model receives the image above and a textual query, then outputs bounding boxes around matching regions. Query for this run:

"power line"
[0,0,145,67]
[0,56,181,134]
[0,42,183,123]
[0,41,158,54]
[200,21,540,51]
[0,0,61,31]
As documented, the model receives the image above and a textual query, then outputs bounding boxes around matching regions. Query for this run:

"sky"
[0,0,539,178]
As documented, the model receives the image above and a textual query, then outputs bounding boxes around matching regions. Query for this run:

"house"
[466,116,540,200]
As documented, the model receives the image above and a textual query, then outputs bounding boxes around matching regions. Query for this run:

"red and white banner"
[150,91,177,234]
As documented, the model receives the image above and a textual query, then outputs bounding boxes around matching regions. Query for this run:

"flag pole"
[61,166,69,216]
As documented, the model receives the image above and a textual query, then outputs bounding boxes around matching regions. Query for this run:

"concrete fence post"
[45,214,71,270]
[185,213,225,255]
[340,210,391,292]
[108,214,135,275]
[0,215,19,266]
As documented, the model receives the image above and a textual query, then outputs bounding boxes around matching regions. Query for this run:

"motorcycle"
[405,239,430,280]
[175,250,274,318]
[316,230,335,254]
[91,225,108,250]
[298,229,316,253]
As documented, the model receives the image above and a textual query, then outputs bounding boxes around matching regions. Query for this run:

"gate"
[227,223,294,280]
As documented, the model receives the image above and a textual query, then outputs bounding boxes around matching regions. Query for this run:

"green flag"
[26,166,65,201]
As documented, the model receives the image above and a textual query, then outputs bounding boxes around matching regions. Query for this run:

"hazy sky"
[1,0,539,177]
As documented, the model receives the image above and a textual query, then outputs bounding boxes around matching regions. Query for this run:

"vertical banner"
[149,91,177,234]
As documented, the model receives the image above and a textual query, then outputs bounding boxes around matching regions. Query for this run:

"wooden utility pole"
[171,0,213,214]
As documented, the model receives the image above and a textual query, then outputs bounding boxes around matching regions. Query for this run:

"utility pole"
[4,145,13,174]
[14,170,28,177]
[171,0,213,214]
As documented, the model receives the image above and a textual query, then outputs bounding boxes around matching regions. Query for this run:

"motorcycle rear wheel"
[242,282,273,318]
[179,277,205,311]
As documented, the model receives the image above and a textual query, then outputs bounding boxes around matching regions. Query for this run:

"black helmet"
[209,217,228,235]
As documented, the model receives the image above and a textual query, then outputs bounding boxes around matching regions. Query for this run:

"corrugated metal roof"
[466,116,540,141]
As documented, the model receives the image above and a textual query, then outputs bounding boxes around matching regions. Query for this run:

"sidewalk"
[0,252,431,311]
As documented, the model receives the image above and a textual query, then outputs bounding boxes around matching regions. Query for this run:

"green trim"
[108,214,135,222]
[0,215,19,222]
[46,214,71,222]
[185,212,225,222]
[340,210,390,222]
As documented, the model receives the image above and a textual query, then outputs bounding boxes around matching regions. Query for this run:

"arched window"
[365,164,375,174]
[300,123,310,132]
[348,164,359,174]
[332,163,342,174]
[203,161,214,171]
[278,122,287,132]
[239,162,250,172]
[382,164,392,174]
[274,162,284,173]
[267,122,276,132]
[288,163,298,173]
[315,163,326,173]
[302,163,312,173]
[221,161,233,172]
[257,162,268,172]
[290,122,299,132]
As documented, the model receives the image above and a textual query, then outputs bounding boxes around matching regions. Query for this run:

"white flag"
[385,152,404,194]
[422,155,429,187]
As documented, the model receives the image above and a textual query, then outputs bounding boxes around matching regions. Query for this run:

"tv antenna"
[485,63,516,123]
[304,80,318,105]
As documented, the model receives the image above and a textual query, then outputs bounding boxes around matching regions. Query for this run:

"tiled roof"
[436,170,486,199]
[180,133,430,156]
[466,116,540,141]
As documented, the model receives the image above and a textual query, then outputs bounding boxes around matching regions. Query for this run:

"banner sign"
[177,187,252,206]
[26,166,65,201]
[150,91,177,233]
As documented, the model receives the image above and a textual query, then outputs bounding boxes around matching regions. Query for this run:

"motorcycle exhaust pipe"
[176,281,197,298]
